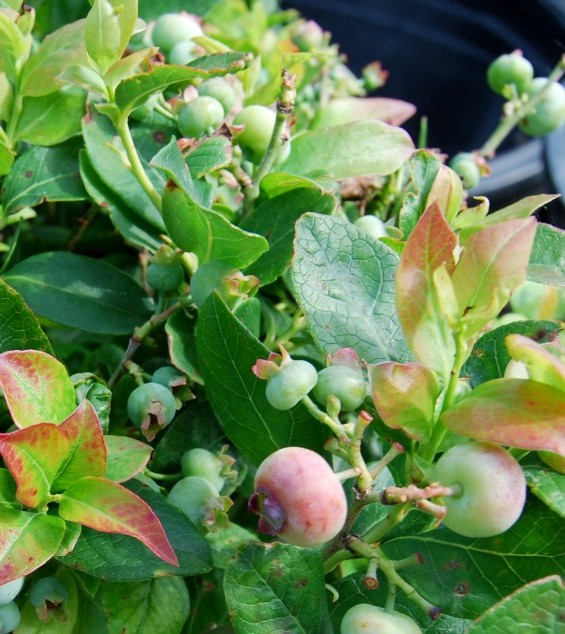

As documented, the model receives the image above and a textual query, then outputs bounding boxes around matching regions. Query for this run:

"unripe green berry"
[487,51,534,97]
[0,601,20,634]
[181,448,225,491]
[0,577,24,606]
[341,604,422,634]
[168,475,220,527]
[127,382,177,439]
[152,12,203,53]
[354,215,387,240]
[233,105,290,164]
[449,152,481,189]
[313,365,366,411]
[178,96,225,138]
[199,77,236,115]
[519,77,565,136]
[146,261,184,292]
[265,360,318,410]
[168,41,197,65]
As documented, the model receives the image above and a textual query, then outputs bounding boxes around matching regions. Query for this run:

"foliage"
[0,0,564,632]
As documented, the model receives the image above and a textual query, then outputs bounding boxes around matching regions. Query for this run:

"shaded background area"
[284,0,565,225]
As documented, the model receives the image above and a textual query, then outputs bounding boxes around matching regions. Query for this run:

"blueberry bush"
[0,0,564,632]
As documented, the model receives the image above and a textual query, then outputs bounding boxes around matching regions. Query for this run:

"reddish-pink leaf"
[0,350,76,428]
[58,476,178,566]
[53,400,107,491]
[0,510,66,585]
[0,424,71,508]
[369,361,440,442]
[396,202,457,380]
[440,378,565,453]
[104,435,152,483]
[452,218,536,332]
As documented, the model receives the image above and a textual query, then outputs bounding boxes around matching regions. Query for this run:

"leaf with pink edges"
[0,349,76,428]
[58,476,178,566]
[53,399,107,491]
[104,435,152,483]
[505,333,565,393]
[0,423,71,508]
[452,218,537,334]
[440,378,565,453]
[369,361,440,442]
[396,202,457,381]
[0,509,66,585]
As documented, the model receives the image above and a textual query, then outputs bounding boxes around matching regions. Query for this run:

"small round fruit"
[249,447,347,547]
[435,442,526,538]
[168,475,220,527]
[199,77,236,115]
[313,365,366,411]
[233,105,289,164]
[181,448,225,491]
[487,51,533,96]
[291,20,324,52]
[152,12,203,53]
[449,152,481,189]
[178,96,225,138]
[28,576,68,608]
[0,601,21,634]
[265,360,318,410]
[354,215,387,240]
[168,40,197,65]
[0,577,24,606]
[341,604,422,634]
[146,261,184,292]
[127,382,177,427]
[519,78,565,136]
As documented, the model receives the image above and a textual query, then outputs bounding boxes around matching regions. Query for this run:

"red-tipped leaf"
[104,435,153,483]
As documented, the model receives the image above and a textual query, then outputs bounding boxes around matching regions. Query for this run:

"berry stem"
[301,395,349,442]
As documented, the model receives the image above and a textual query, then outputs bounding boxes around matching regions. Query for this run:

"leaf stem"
[114,115,163,212]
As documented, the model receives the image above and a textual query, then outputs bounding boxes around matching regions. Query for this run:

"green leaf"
[4,251,153,335]
[242,187,336,286]
[58,476,178,566]
[196,293,326,466]
[81,108,166,233]
[59,479,212,581]
[18,19,88,97]
[99,576,190,634]
[0,468,20,509]
[369,361,440,442]
[0,509,66,585]
[463,320,560,387]
[149,136,194,196]
[185,135,232,179]
[0,349,76,428]
[13,88,86,146]
[0,423,71,507]
[53,399,107,491]
[467,575,565,633]
[1,141,87,213]
[78,149,162,251]
[0,279,53,354]
[399,150,441,236]
[165,309,203,385]
[440,378,565,454]
[395,202,457,381]
[0,136,14,176]
[280,119,414,180]
[524,462,565,519]
[224,542,331,634]
[452,218,537,334]
[291,213,411,364]
[58,63,108,97]
[381,496,565,619]
[138,0,217,19]
[311,96,416,129]
[162,182,268,269]
[528,222,565,286]
[84,0,125,75]
[104,435,152,483]
[114,53,252,116]
[0,11,29,82]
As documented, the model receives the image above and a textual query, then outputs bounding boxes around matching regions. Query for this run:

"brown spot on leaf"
[25,170,33,178]
[453,580,471,596]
